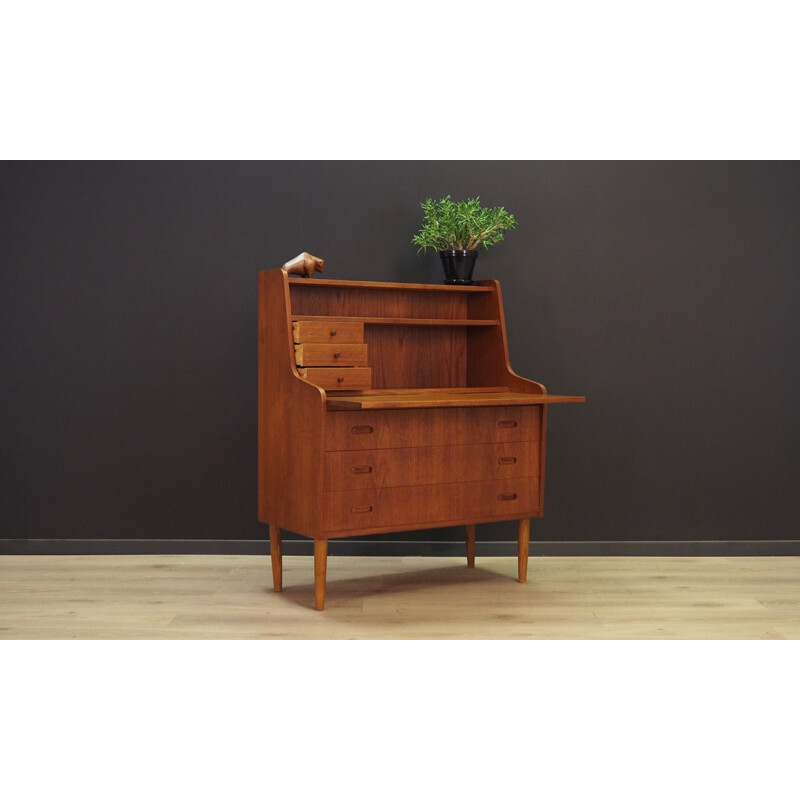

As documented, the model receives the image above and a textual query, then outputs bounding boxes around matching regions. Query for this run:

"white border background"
[3,2,798,797]
[3,1,798,159]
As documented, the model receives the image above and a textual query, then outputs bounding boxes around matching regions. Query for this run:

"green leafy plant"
[411,195,517,254]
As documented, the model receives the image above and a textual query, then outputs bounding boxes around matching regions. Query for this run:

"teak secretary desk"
[258,268,585,609]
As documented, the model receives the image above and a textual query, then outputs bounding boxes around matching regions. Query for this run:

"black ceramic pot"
[439,249,478,285]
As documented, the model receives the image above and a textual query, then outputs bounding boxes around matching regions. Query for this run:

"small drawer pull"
[330,330,337,336]
[350,465,373,474]
[333,351,342,358]
[498,456,517,465]
[351,425,373,435]
[497,420,517,429]
[498,493,518,501]
[337,376,345,383]
[351,505,373,513]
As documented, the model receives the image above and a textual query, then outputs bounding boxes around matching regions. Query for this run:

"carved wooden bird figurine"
[281,252,325,278]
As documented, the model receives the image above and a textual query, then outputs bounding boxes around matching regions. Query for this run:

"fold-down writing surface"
[326,391,586,411]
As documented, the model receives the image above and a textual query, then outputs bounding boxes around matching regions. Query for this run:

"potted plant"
[411,195,517,284]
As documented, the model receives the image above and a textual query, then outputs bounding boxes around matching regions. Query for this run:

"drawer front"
[324,441,539,491]
[295,343,369,367]
[299,367,372,390]
[323,479,539,532]
[293,320,364,343]
[325,406,540,451]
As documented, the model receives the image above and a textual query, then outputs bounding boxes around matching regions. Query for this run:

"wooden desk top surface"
[325,388,586,411]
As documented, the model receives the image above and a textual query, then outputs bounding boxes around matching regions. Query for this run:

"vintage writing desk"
[258,269,585,609]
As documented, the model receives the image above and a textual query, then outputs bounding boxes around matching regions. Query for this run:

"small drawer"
[293,320,364,344]
[298,367,372,391]
[326,406,540,451]
[295,343,368,367]
[324,441,539,491]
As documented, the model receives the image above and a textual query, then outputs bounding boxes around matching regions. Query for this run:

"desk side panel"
[258,269,325,537]
[466,280,547,395]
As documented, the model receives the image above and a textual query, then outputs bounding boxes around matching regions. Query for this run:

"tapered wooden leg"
[314,539,328,610]
[517,518,530,583]
[465,524,476,568]
[269,525,282,592]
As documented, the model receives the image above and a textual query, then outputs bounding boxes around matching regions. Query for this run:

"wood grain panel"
[323,479,539,532]
[325,406,541,451]
[365,325,466,389]
[324,441,539,491]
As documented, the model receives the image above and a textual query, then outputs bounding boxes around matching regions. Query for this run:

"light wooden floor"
[1,554,798,639]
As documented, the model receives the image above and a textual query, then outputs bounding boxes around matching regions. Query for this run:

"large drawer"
[325,406,541,451]
[324,441,539,491]
[323,479,539,533]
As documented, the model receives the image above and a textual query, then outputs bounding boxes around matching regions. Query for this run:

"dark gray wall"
[2,161,799,547]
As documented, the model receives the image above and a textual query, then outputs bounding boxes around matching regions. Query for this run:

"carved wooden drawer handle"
[350,465,373,474]
[337,376,345,383]
[497,420,517,429]
[351,425,373,434]
[498,493,518,501]
[351,505,373,513]
[333,352,341,358]
[330,330,337,336]
[498,456,517,465]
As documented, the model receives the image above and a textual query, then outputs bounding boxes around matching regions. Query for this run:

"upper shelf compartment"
[287,277,493,292]
[292,315,498,327]
[287,276,499,322]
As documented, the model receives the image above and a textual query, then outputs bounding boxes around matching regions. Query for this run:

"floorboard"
[1,555,798,639]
